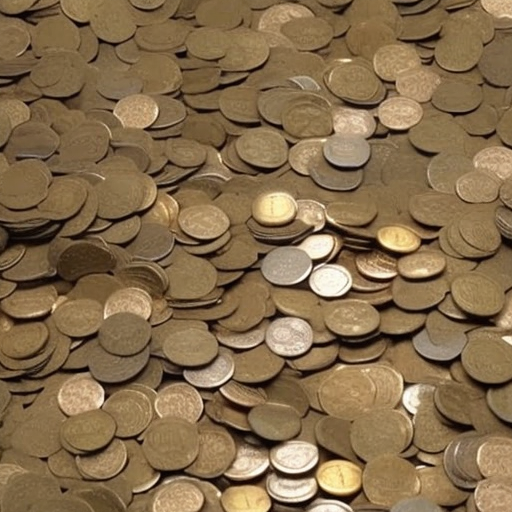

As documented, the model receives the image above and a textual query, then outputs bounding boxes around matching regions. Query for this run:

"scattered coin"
[316,460,362,497]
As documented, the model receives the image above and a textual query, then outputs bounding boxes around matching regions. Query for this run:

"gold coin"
[251,191,298,227]
[316,460,362,496]
[220,485,271,512]
[377,225,421,254]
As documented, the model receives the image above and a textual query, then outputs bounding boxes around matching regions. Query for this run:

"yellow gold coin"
[316,460,363,497]
[251,191,298,227]
[220,485,271,512]
[377,225,421,254]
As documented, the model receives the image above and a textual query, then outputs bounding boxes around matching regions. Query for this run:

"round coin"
[113,94,159,129]
[152,481,205,512]
[251,191,298,227]
[323,134,371,168]
[261,247,313,286]
[309,264,352,298]
[316,460,362,497]
[265,317,313,357]
[377,96,423,130]
[270,441,319,475]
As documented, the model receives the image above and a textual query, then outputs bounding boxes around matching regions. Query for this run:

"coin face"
[323,134,371,168]
[316,460,362,497]
[309,264,352,298]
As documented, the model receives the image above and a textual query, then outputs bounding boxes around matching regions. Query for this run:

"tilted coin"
[269,441,319,475]
[308,264,352,298]
[265,317,313,358]
[261,247,313,286]
[316,460,362,497]
[323,134,371,168]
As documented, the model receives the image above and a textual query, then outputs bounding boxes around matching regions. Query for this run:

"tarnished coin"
[261,247,313,286]
[377,96,423,130]
[451,272,505,317]
[152,481,205,512]
[323,134,371,168]
[142,417,200,471]
[247,403,302,441]
[113,94,159,129]
[323,299,380,337]
[235,128,288,169]
[178,204,230,240]
[477,436,512,478]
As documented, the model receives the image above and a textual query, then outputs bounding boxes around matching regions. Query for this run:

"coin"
[265,317,313,357]
[377,96,423,130]
[152,481,204,512]
[323,134,371,168]
[270,440,318,475]
[261,247,313,286]
[57,373,105,416]
[316,460,362,497]
[377,225,421,254]
[251,191,298,227]
[308,264,352,298]
[220,485,271,512]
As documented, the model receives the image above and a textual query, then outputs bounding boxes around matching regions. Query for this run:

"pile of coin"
[0,0,512,511]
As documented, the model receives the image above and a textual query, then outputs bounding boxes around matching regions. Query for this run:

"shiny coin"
[266,473,318,504]
[265,317,313,357]
[308,264,352,298]
[316,460,362,497]
[220,485,271,512]
[377,225,421,254]
[270,440,318,475]
[57,373,105,416]
[251,191,298,227]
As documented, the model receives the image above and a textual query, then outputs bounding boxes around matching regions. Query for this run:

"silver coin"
[224,440,269,481]
[183,349,235,389]
[265,317,313,357]
[307,499,354,512]
[261,246,313,286]
[412,328,467,362]
[308,264,352,298]
[266,472,318,504]
[401,383,435,415]
[270,440,319,475]
[323,134,371,168]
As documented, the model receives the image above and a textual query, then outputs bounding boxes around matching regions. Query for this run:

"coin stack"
[0,0,511,511]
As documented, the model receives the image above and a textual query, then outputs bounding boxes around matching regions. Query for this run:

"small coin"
[154,382,204,423]
[261,247,313,286]
[102,389,153,438]
[451,272,505,317]
[247,403,302,441]
[477,436,512,478]
[377,96,423,130]
[251,191,298,227]
[265,317,313,357]
[113,94,159,129]
[224,441,270,481]
[75,438,128,480]
[323,134,371,168]
[163,327,218,367]
[152,481,205,512]
[53,298,103,338]
[309,264,352,298]
[220,485,271,512]
[98,312,152,356]
[57,373,105,416]
[142,417,200,471]
[474,476,512,512]
[178,204,230,241]
[316,460,362,497]
[235,127,288,169]
[377,225,421,254]
[270,440,318,475]
[266,473,318,504]
[323,299,380,337]
[60,409,117,452]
